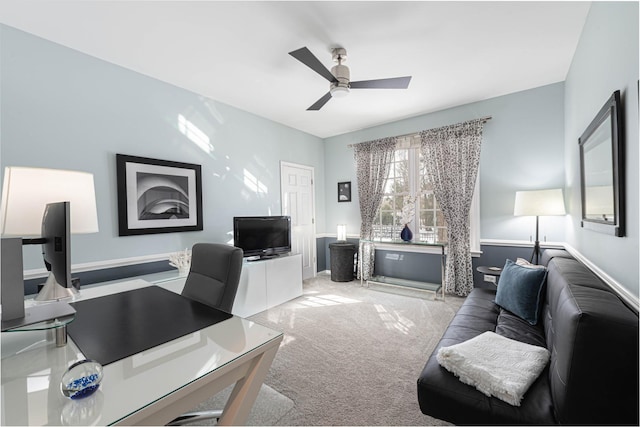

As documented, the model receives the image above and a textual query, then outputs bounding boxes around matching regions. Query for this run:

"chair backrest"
[181,243,243,313]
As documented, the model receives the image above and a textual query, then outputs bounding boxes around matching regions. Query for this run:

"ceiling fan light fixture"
[290,46,411,110]
[329,61,350,98]
[330,85,350,98]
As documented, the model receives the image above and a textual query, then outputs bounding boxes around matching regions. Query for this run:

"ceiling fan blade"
[289,47,337,83]
[307,92,332,111]
[350,76,412,89]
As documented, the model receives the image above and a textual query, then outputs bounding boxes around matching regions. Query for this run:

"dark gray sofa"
[417,249,639,425]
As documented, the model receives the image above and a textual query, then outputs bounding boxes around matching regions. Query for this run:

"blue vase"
[400,224,413,242]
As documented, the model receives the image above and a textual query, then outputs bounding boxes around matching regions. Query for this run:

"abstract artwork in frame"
[116,154,203,236]
[338,181,351,202]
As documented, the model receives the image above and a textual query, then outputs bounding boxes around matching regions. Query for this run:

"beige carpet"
[249,273,465,426]
[184,273,464,425]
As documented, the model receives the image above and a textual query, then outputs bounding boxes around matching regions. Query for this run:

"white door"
[280,162,316,279]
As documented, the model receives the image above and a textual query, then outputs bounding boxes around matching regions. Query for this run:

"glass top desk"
[2,313,76,347]
[1,278,283,426]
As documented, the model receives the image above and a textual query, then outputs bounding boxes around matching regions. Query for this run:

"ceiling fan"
[289,47,412,111]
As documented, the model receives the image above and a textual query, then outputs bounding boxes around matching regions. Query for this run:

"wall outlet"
[484,274,497,284]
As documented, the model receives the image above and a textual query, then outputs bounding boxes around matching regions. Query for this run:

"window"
[375,149,410,241]
[372,136,480,251]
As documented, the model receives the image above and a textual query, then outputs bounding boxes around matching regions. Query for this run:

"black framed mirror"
[579,90,624,236]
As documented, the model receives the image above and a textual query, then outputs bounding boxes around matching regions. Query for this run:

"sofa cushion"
[540,248,574,266]
[417,288,556,425]
[495,259,547,325]
[436,331,550,406]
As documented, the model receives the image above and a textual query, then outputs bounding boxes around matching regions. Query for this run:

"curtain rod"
[347,115,492,148]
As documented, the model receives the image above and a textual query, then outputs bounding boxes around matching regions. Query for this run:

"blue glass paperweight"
[61,359,103,399]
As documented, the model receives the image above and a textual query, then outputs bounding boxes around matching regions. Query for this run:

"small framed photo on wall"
[338,181,351,202]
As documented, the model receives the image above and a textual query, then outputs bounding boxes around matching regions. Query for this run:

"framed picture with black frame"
[116,154,203,236]
[337,181,351,202]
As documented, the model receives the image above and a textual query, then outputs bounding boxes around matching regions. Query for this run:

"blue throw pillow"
[495,259,548,325]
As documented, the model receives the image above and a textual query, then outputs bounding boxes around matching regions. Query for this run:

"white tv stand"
[233,253,303,318]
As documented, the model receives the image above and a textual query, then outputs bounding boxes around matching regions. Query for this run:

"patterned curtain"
[353,137,396,280]
[419,119,484,296]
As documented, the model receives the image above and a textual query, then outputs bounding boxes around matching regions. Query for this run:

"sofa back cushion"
[541,252,638,425]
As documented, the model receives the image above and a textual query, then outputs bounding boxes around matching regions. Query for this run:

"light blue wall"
[321,1,639,296]
[564,2,639,294]
[3,2,637,299]
[323,83,567,243]
[0,25,325,271]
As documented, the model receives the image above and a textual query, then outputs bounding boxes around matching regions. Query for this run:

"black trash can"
[329,242,357,282]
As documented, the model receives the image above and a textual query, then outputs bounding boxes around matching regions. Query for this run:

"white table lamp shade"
[1,167,99,236]
[514,189,566,217]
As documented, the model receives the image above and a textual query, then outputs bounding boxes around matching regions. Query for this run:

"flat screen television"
[233,216,291,259]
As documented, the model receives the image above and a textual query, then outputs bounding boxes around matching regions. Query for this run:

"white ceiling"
[0,1,590,139]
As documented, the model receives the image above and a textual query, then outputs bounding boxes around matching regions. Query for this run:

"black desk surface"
[67,286,232,366]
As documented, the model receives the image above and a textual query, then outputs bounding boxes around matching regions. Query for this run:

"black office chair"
[169,243,243,426]
[181,243,243,313]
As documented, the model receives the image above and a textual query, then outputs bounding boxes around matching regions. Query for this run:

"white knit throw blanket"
[436,331,550,406]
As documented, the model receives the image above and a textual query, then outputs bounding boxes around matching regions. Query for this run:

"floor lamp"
[513,188,566,264]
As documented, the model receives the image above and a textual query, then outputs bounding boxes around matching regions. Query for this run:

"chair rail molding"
[24,241,637,313]
[481,239,637,312]
[480,238,565,249]
[23,252,175,280]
